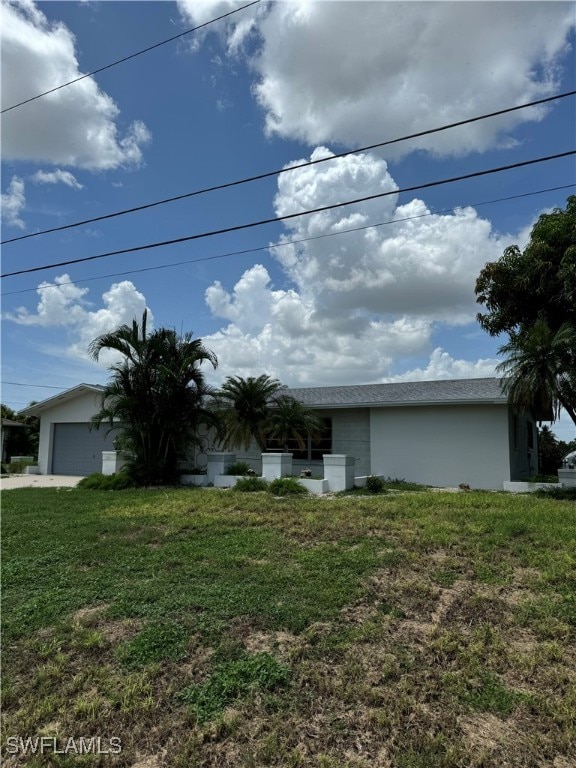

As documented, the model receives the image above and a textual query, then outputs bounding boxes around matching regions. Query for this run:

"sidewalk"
[0,474,83,489]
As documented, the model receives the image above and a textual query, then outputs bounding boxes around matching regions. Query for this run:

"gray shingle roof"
[285,377,507,408]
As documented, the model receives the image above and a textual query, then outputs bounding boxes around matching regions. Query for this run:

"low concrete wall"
[299,478,329,495]
[503,481,561,493]
[180,474,208,487]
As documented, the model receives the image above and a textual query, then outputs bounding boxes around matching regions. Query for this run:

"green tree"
[216,375,284,452]
[476,195,576,337]
[89,311,218,486]
[538,426,564,475]
[1,403,39,459]
[496,319,576,426]
[267,395,324,452]
[476,196,576,428]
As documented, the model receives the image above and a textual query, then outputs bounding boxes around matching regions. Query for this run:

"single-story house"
[20,378,538,489]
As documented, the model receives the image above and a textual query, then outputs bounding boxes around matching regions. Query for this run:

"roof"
[19,377,508,417]
[285,377,507,409]
[1,418,27,428]
[18,384,105,416]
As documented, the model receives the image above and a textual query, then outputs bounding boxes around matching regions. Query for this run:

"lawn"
[1,486,575,767]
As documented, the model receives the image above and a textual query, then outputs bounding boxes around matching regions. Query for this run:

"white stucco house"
[20,377,538,489]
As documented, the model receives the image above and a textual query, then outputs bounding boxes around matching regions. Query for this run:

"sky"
[1,0,575,441]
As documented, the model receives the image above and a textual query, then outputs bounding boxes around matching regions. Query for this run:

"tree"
[1,403,40,459]
[496,319,576,426]
[475,195,576,338]
[267,395,324,453]
[89,311,218,486]
[538,426,564,475]
[476,196,576,427]
[216,375,285,452]
[216,375,322,455]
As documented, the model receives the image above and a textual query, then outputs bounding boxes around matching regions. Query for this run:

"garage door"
[52,423,120,476]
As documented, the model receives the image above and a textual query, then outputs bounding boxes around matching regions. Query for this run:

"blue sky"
[1,0,575,440]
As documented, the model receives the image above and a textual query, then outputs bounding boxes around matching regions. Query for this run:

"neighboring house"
[19,384,119,476]
[1,418,27,463]
[20,378,538,489]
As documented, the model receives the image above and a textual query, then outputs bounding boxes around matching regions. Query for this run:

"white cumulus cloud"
[203,149,514,387]
[1,176,26,229]
[181,0,574,158]
[31,169,84,189]
[5,275,152,366]
[0,0,151,169]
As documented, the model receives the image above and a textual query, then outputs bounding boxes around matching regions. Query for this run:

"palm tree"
[216,375,284,451]
[89,311,218,485]
[497,318,576,427]
[267,395,324,452]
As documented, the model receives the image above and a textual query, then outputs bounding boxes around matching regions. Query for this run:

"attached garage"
[19,384,119,476]
[52,422,119,476]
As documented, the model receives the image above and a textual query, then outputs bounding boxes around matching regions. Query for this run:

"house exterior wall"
[325,408,371,477]
[369,404,511,490]
[36,391,106,474]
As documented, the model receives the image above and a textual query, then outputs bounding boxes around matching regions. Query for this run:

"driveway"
[1,474,83,489]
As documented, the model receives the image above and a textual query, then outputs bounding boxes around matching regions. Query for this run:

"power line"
[2,182,574,298]
[2,149,574,279]
[1,0,261,114]
[1,381,67,389]
[2,89,574,246]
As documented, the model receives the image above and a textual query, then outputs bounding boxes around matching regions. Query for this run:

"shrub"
[233,477,268,493]
[224,461,252,476]
[267,477,308,496]
[77,472,136,490]
[4,459,36,474]
[366,475,386,494]
[535,486,576,501]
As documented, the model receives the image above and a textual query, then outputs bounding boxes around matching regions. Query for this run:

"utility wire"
[2,182,574,298]
[1,381,67,389]
[2,150,574,279]
[2,89,574,246]
[1,0,261,114]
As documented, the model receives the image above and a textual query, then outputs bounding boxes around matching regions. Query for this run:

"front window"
[266,417,332,460]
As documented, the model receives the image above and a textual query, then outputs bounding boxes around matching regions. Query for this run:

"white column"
[102,451,126,476]
[323,454,355,492]
[206,452,236,484]
[261,453,292,480]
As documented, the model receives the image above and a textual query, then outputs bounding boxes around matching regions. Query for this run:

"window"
[527,421,534,450]
[266,418,332,461]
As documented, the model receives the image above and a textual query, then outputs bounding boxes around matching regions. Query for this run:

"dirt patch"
[99,618,142,644]
[130,756,162,768]
[72,604,111,625]
[243,630,301,657]
[460,713,527,753]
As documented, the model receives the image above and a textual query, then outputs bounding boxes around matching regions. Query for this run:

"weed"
[267,477,308,496]
[233,476,268,492]
[77,472,136,490]
[117,621,189,669]
[177,652,290,723]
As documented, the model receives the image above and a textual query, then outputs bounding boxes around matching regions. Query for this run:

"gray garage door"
[52,423,120,476]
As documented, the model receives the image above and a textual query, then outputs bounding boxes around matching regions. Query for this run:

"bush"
[77,472,136,490]
[3,459,36,474]
[535,486,576,501]
[267,477,308,496]
[224,461,252,476]
[366,475,386,494]
[233,477,268,493]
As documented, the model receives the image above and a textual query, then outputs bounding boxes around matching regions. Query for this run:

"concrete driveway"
[1,474,83,490]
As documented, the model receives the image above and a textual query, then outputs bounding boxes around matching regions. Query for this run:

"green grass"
[2,486,575,767]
